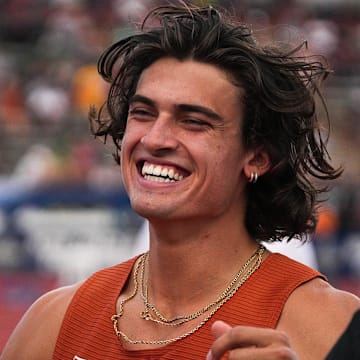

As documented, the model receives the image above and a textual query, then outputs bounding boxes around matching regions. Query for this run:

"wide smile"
[139,161,189,183]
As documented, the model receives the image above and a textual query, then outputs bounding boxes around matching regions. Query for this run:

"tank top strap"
[217,252,327,328]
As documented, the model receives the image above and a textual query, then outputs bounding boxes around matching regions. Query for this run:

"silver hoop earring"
[249,172,258,183]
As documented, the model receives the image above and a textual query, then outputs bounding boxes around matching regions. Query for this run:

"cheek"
[121,125,134,147]
[214,149,244,184]
[119,137,128,169]
[120,131,136,182]
[121,126,141,159]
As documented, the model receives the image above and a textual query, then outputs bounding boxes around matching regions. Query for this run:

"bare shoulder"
[277,277,360,360]
[0,282,83,360]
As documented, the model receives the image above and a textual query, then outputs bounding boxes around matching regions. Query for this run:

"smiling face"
[120,57,251,222]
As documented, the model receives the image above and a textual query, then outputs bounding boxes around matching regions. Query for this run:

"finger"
[208,346,297,360]
[211,320,232,339]
[227,346,298,360]
[209,325,291,359]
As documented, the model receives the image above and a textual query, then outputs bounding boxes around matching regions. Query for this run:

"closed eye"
[128,108,155,120]
[129,109,152,116]
[128,95,157,120]
[183,118,212,127]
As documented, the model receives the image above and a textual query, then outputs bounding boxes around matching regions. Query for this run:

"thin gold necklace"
[140,247,263,326]
[111,245,265,345]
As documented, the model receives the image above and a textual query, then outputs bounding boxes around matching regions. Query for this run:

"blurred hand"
[206,320,299,360]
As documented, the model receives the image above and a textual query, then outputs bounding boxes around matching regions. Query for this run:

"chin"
[131,202,170,220]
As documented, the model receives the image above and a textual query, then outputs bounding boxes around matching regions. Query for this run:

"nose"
[140,116,179,154]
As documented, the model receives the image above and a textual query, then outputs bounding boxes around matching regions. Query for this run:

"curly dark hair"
[89,3,342,243]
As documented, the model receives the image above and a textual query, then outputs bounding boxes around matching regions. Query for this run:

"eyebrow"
[129,94,156,107]
[176,104,223,122]
[129,94,223,122]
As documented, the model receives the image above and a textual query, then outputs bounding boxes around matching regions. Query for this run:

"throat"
[112,246,265,346]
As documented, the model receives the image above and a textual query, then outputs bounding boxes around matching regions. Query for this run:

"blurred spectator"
[0,0,46,43]
[302,19,339,57]
[71,63,107,116]
[25,81,70,127]
[0,73,29,133]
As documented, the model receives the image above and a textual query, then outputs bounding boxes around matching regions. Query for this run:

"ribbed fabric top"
[53,253,326,360]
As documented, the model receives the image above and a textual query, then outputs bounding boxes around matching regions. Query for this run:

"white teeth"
[144,175,175,183]
[153,165,161,176]
[161,168,168,177]
[174,173,184,181]
[142,163,184,182]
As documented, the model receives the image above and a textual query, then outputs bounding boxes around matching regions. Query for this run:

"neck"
[143,216,260,315]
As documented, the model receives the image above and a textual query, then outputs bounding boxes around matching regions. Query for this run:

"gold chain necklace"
[111,245,265,345]
[140,246,263,326]
[111,254,144,333]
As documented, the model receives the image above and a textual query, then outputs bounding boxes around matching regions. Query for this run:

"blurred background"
[0,0,359,350]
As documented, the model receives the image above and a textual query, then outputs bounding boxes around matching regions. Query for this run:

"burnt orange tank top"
[53,253,326,359]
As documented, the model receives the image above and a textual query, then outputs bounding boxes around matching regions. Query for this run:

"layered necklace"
[111,244,265,345]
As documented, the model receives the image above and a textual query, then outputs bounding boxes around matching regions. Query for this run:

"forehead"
[135,57,244,118]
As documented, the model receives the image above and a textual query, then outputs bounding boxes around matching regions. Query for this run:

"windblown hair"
[90,3,342,242]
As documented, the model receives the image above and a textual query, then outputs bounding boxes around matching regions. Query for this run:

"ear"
[243,147,271,181]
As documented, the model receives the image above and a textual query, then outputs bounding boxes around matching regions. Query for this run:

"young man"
[2,4,359,360]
